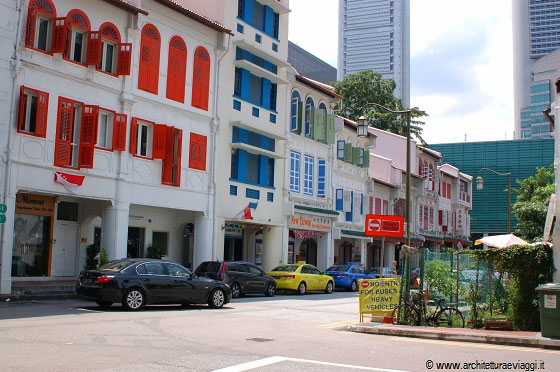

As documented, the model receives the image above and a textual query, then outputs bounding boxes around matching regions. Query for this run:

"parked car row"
[76,258,397,311]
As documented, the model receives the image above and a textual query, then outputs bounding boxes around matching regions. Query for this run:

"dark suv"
[194,261,276,298]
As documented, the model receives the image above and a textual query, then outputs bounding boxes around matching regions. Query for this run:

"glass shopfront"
[12,193,55,277]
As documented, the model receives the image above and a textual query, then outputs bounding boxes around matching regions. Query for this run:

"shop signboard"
[288,214,331,232]
[364,214,404,237]
[358,277,401,317]
[0,204,5,224]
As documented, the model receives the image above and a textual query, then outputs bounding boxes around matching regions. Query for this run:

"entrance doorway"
[182,223,194,269]
[52,223,78,276]
[12,214,51,277]
[224,237,243,261]
[127,227,145,258]
[298,239,317,266]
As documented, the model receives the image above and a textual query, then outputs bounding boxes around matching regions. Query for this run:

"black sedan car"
[76,258,232,310]
[194,261,276,298]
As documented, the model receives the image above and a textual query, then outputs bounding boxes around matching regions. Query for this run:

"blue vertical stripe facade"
[346,191,353,222]
[336,189,343,210]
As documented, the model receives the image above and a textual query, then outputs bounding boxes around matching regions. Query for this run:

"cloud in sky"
[288,0,514,144]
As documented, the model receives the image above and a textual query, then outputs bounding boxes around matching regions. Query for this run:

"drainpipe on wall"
[209,32,231,261]
[1,0,24,294]
[552,79,560,283]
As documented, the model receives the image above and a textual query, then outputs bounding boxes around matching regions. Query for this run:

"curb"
[347,324,560,350]
[0,294,77,303]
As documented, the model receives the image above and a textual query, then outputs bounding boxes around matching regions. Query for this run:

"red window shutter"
[424,206,429,230]
[130,118,138,155]
[375,198,381,214]
[138,25,160,94]
[383,200,388,215]
[54,99,74,167]
[36,91,49,137]
[117,43,132,75]
[369,196,373,214]
[175,129,183,187]
[441,182,446,198]
[25,8,37,47]
[447,183,452,199]
[191,47,210,110]
[438,210,443,225]
[189,133,207,171]
[152,124,167,159]
[86,31,102,65]
[112,113,127,151]
[17,85,26,132]
[419,206,423,227]
[166,37,187,103]
[79,105,98,168]
[162,127,176,184]
[52,18,68,53]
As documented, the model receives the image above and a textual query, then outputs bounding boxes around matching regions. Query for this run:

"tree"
[329,70,428,144]
[512,165,554,241]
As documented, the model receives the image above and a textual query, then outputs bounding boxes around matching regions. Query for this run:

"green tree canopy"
[329,70,428,144]
[512,165,554,241]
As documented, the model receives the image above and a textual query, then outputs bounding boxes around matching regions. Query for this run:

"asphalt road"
[0,291,559,372]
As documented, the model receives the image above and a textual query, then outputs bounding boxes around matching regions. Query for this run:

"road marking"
[316,319,360,329]
[211,356,411,372]
[389,336,560,354]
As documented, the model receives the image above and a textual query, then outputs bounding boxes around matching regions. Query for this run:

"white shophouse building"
[0,0,231,294]
[284,74,340,270]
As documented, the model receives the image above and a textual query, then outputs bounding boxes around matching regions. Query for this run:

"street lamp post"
[476,168,512,234]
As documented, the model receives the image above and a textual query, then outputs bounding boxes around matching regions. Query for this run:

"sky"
[288,0,514,145]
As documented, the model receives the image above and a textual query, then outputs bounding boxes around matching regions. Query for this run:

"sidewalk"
[347,323,560,350]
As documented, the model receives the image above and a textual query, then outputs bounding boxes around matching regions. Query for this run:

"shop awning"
[293,230,326,240]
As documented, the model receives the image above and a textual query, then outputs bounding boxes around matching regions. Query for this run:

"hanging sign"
[365,214,404,237]
[289,214,331,232]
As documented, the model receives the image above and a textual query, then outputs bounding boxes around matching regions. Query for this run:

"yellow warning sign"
[358,278,401,314]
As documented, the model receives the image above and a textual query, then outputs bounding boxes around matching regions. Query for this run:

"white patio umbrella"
[474,233,528,248]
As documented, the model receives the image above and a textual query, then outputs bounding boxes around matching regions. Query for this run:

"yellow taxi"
[267,261,334,295]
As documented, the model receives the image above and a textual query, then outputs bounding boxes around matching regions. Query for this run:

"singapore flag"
[54,171,85,194]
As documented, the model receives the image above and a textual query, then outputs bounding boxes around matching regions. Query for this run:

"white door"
[52,223,78,276]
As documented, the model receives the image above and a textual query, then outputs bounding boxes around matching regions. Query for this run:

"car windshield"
[271,265,298,272]
[98,260,135,272]
[195,262,221,274]
[326,265,350,272]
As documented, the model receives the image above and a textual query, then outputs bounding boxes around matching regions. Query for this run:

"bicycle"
[391,290,465,328]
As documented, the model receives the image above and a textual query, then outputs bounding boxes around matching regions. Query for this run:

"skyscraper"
[337,0,410,107]
[512,0,560,139]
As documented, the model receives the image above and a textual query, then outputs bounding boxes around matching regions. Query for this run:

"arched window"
[25,0,57,52]
[304,96,314,136]
[62,9,91,64]
[290,90,301,132]
[138,24,161,94]
[95,22,131,75]
[166,36,187,103]
[319,102,327,113]
[192,46,211,110]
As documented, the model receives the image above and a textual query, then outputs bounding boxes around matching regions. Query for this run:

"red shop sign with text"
[365,214,405,237]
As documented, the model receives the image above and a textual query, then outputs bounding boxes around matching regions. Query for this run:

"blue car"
[325,263,373,291]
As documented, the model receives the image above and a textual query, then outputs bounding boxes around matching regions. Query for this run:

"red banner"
[365,214,404,237]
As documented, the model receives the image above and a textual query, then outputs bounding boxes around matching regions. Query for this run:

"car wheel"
[265,282,276,297]
[324,281,334,294]
[350,280,358,292]
[297,281,306,295]
[122,288,145,311]
[208,289,226,309]
[231,282,241,299]
[95,300,113,309]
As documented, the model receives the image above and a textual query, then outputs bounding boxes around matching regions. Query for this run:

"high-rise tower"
[512,0,560,139]
[337,0,410,107]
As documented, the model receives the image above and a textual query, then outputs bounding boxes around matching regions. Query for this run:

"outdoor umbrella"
[474,233,528,248]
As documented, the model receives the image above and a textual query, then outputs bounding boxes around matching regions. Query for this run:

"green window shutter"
[363,149,370,168]
[326,114,335,144]
[296,102,303,134]
[352,147,360,165]
[344,143,352,162]
[310,108,316,139]
[314,109,325,141]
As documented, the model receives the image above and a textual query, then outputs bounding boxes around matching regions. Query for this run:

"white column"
[101,203,129,260]
[0,194,16,294]
[262,226,283,272]
[194,214,214,267]
[360,240,366,266]
[317,233,329,270]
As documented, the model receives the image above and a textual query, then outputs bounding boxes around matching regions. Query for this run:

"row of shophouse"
[0,0,472,294]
